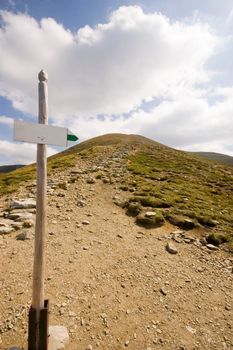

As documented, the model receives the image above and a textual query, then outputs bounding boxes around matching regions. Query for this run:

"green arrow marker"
[67,134,78,141]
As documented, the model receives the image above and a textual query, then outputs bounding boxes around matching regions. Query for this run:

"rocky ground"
[0,148,232,350]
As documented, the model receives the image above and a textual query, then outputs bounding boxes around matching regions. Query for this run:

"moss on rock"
[136,210,165,228]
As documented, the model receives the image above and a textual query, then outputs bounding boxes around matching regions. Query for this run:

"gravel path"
[0,156,232,350]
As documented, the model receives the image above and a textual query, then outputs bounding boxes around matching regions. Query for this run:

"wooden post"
[31,70,48,349]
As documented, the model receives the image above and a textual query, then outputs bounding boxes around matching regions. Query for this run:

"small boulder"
[166,242,178,254]
[16,231,31,241]
[11,199,36,209]
[8,212,33,222]
[136,210,164,228]
[0,226,14,235]
[206,244,219,251]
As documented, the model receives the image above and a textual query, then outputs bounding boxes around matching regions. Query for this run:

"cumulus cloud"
[0,140,57,165]
[0,6,232,157]
[0,6,220,119]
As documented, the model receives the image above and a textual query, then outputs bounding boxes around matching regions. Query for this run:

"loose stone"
[0,226,14,235]
[16,231,31,241]
[206,244,219,251]
[160,287,167,296]
[11,199,36,209]
[166,242,178,254]
[82,220,90,225]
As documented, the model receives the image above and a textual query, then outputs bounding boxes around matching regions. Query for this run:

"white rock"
[206,244,219,251]
[11,199,36,209]
[48,325,69,350]
[12,222,24,230]
[145,211,156,218]
[82,220,90,225]
[7,212,33,221]
[0,226,14,235]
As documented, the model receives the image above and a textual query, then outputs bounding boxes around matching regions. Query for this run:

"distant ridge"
[193,152,233,167]
[0,164,24,173]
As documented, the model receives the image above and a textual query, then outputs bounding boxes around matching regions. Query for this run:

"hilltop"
[0,133,232,350]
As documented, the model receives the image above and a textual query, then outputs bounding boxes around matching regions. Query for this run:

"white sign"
[14,120,78,147]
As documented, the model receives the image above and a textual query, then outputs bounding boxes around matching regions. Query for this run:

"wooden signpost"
[13,70,78,350]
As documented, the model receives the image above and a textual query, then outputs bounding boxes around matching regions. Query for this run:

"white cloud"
[226,7,233,24]
[66,87,233,156]
[0,6,233,159]
[0,115,14,126]
[0,140,57,165]
[0,6,220,119]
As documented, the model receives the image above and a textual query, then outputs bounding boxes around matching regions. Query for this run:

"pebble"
[183,238,192,244]
[206,244,219,251]
[186,325,196,334]
[82,220,90,225]
[160,287,167,296]
[86,345,93,350]
[166,242,178,254]
[77,200,86,207]
[171,229,184,235]
[145,211,156,217]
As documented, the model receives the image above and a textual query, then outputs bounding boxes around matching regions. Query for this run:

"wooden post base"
[28,300,49,350]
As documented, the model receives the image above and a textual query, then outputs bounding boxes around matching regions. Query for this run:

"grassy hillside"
[123,145,233,246]
[0,134,161,196]
[193,152,233,166]
[0,152,77,195]
[0,133,232,248]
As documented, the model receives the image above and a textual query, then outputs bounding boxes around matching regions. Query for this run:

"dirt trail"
[0,156,232,350]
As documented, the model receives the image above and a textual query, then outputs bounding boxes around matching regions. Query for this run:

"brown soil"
[0,157,232,350]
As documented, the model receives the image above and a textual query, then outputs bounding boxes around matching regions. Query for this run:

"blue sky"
[0,0,233,164]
